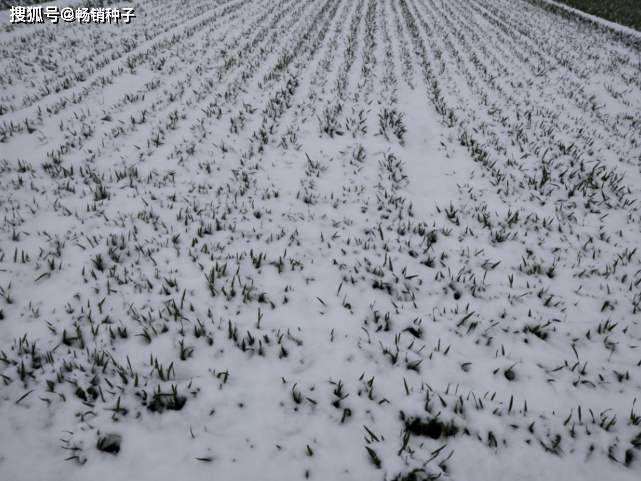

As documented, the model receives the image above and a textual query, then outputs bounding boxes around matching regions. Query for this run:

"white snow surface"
[0,1,640,480]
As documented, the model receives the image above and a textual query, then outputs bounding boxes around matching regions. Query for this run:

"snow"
[0,1,640,480]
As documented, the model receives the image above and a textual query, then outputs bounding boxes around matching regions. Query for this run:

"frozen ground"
[0,1,640,480]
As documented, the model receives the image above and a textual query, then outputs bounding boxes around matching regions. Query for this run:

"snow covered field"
[1,0,640,479]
